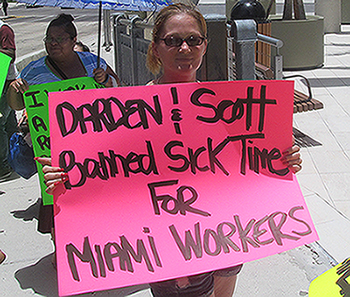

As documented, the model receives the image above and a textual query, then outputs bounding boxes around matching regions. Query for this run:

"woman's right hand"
[35,157,68,194]
[9,78,29,94]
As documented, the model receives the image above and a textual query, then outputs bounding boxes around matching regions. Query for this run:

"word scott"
[191,85,276,132]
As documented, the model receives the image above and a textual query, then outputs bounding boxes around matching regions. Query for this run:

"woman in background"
[6,14,118,266]
[7,13,117,111]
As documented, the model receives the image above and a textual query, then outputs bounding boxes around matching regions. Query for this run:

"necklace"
[46,56,68,80]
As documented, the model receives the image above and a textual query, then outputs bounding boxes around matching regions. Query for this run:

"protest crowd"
[0,2,305,297]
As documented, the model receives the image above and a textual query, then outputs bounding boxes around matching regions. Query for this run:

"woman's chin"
[48,52,61,59]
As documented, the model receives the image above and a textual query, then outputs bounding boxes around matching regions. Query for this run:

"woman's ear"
[202,39,208,56]
[152,41,160,59]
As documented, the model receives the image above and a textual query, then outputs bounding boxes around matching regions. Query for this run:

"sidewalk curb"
[15,49,46,72]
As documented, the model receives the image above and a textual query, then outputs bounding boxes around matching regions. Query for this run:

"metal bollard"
[130,16,144,86]
[103,9,112,51]
[230,19,257,80]
[113,13,127,82]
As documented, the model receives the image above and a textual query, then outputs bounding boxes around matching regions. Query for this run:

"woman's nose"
[179,41,190,51]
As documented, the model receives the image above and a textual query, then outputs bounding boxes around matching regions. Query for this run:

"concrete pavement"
[1,6,350,297]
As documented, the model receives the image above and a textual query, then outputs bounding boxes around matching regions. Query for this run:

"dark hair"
[46,13,77,39]
[75,41,90,52]
[146,3,207,75]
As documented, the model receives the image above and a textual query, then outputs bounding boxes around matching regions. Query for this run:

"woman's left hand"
[281,145,302,174]
[35,157,68,194]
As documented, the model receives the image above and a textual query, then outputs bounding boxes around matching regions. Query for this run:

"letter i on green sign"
[23,77,103,205]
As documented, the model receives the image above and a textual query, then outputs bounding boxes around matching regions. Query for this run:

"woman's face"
[45,26,76,61]
[152,13,207,80]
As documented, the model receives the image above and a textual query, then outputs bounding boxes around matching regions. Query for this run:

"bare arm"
[6,78,28,110]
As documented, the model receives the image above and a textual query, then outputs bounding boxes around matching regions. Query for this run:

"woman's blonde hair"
[146,3,207,75]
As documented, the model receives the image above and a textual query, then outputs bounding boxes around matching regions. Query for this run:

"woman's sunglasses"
[43,36,71,45]
[160,35,206,47]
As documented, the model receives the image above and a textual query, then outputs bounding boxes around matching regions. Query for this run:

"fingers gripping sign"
[35,157,69,194]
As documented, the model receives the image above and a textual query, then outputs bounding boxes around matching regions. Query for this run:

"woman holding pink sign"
[145,4,242,296]
[38,3,302,296]
[146,3,301,296]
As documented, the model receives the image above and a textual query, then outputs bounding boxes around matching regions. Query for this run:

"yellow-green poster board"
[24,77,103,205]
[309,258,350,296]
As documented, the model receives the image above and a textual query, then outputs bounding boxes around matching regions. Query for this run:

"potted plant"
[268,0,324,70]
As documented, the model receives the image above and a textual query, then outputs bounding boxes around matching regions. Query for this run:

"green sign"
[24,77,103,205]
[0,52,11,95]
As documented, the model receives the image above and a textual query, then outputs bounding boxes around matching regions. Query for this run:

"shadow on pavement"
[15,253,59,297]
[0,171,21,183]
[301,77,350,87]
[15,253,150,297]
[11,198,41,221]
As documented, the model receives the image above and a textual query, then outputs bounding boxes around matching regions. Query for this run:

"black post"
[97,0,102,68]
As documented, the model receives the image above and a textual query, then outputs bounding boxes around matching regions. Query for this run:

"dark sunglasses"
[43,36,71,44]
[160,35,206,47]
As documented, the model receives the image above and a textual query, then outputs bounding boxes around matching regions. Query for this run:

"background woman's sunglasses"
[160,35,206,47]
[43,36,70,44]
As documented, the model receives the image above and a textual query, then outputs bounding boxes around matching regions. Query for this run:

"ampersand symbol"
[171,108,182,122]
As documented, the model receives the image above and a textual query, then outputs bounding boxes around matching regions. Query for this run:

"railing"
[256,33,283,79]
[227,20,284,80]
[112,13,154,86]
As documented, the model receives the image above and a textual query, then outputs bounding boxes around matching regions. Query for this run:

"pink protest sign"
[49,80,319,296]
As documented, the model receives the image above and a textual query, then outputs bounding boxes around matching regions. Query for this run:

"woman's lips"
[176,58,192,62]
